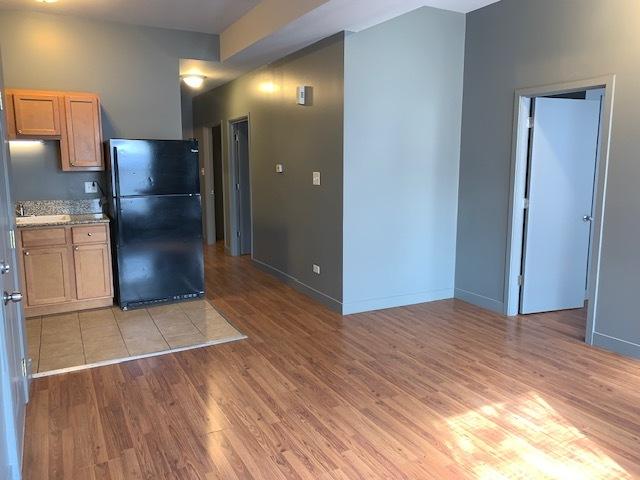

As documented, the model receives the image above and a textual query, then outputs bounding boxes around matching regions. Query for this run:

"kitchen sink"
[16,214,71,226]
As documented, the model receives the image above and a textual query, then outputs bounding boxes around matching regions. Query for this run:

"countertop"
[16,213,110,228]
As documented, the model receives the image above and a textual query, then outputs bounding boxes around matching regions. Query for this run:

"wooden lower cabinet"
[18,223,113,317]
[23,246,74,306]
[73,244,112,300]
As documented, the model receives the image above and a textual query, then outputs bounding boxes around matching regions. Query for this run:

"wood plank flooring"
[22,243,640,479]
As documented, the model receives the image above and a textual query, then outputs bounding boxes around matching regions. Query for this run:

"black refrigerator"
[106,139,204,310]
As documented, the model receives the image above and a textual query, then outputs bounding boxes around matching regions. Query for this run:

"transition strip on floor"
[31,333,247,378]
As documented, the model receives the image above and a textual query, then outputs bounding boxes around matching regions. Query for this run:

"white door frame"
[504,75,616,345]
[228,115,253,257]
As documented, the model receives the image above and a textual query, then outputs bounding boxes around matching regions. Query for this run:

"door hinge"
[9,229,15,249]
[523,198,529,209]
[236,231,240,238]
[0,93,3,111]
[527,116,534,129]
[518,274,524,286]
[235,183,240,191]
[21,358,30,377]
[234,133,239,142]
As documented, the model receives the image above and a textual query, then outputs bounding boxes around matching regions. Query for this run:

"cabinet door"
[23,247,74,306]
[63,94,103,170]
[73,244,112,300]
[12,93,61,136]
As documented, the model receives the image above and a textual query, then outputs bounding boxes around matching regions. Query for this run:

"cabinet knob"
[87,232,92,236]
[74,246,80,251]
[17,129,22,134]
[24,251,30,256]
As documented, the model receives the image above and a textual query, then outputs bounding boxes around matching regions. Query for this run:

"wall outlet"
[312,264,321,275]
[84,181,98,194]
[312,171,321,186]
[275,164,284,173]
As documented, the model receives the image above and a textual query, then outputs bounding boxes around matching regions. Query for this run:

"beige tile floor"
[26,299,246,375]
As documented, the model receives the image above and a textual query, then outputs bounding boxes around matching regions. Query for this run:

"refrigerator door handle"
[113,146,121,198]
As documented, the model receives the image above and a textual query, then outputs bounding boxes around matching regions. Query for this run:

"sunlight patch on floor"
[443,392,630,479]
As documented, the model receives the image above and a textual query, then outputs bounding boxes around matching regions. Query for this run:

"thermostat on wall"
[297,86,311,105]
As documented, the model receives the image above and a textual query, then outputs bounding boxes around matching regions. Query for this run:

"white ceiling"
[0,0,498,35]
[0,0,260,34]
[183,0,501,90]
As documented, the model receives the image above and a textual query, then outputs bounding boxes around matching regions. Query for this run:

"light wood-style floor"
[23,243,640,479]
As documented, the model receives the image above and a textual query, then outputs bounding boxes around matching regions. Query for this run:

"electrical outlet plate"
[84,181,98,194]
[275,164,284,173]
[313,264,321,275]
[312,171,321,186]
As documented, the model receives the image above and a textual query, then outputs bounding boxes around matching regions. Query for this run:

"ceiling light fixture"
[182,75,205,89]
[36,0,58,3]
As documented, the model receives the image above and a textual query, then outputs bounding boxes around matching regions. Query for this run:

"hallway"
[22,243,640,479]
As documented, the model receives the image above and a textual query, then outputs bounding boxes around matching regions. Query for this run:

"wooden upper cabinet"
[62,94,103,170]
[12,92,61,137]
[4,88,104,171]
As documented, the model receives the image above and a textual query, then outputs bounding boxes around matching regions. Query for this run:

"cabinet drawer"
[72,224,108,244]
[21,228,67,248]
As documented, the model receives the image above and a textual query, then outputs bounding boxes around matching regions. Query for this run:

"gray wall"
[0,10,217,200]
[193,34,344,307]
[342,7,465,314]
[457,0,640,357]
[181,85,195,140]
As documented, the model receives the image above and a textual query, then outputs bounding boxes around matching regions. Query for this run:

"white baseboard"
[342,289,454,315]
[592,332,640,360]
[454,288,504,314]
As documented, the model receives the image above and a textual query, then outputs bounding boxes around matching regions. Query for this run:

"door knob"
[3,291,23,305]
[0,262,9,274]
[583,215,593,222]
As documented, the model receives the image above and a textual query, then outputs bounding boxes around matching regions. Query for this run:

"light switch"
[312,171,321,186]
[275,164,284,173]
[313,264,321,275]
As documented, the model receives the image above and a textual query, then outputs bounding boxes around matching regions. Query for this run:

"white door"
[0,54,29,479]
[520,97,600,314]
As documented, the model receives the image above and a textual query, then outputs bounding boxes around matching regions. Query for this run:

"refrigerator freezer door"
[115,194,204,308]
[111,139,199,196]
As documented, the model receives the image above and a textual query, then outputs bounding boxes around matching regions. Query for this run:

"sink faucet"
[15,202,24,217]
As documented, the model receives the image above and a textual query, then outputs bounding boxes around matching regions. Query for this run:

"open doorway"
[505,77,615,345]
[211,124,224,243]
[229,118,251,256]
